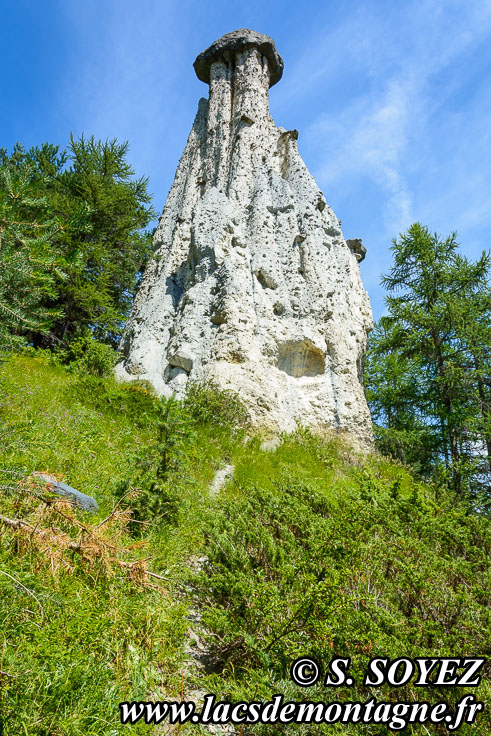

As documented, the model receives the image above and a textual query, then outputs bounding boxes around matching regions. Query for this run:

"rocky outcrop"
[346,238,367,263]
[116,29,374,447]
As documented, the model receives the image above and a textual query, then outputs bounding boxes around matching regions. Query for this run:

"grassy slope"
[0,354,489,735]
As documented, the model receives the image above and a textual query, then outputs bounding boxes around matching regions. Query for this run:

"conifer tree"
[367,223,490,498]
[365,317,440,476]
[46,135,156,346]
[0,159,67,350]
[1,136,155,348]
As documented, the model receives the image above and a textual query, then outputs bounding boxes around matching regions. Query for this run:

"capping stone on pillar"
[193,29,284,87]
[116,29,374,448]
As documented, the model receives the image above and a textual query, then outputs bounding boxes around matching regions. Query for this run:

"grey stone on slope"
[116,29,374,450]
[210,464,234,496]
[32,472,99,512]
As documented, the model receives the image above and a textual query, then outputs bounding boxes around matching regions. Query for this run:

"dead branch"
[0,513,168,589]
[95,487,141,529]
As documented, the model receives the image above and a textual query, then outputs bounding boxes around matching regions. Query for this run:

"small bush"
[184,379,248,431]
[61,334,118,376]
[71,374,160,427]
[115,396,196,532]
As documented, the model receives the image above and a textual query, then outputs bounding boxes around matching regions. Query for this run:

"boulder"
[32,472,99,513]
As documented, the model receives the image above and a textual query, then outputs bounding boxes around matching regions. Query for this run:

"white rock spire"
[116,29,374,446]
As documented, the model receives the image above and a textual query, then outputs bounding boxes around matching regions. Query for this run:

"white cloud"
[50,0,491,319]
[296,0,491,238]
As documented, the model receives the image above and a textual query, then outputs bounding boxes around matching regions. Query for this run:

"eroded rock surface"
[116,29,373,447]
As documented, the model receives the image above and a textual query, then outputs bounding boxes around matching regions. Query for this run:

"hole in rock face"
[277,340,325,378]
[255,268,277,290]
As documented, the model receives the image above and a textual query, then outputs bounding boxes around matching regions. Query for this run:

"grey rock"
[194,28,284,87]
[260,436,281,452]
[33,473,99,512]
[116,30,374,449]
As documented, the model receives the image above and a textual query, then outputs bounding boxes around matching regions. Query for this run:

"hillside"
[0,353,489,734]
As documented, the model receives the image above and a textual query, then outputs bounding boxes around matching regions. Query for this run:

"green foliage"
[71,374,160,428]
[366,223,491,501]
[1,136,155,349]
[184,379,248,431]
[47,135,156,345]
[0,355,187,735]
[117,396,197,532]
[0,505,187,736]
[156,395,196,480]
[193,472,490,733]
[365,318,441,475]
[0,355,489,735]
[117,384,247,532]
[62,333,119,376]
[0,158,72,351]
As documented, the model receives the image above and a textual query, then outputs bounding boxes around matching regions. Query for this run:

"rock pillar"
[116,29,374,446]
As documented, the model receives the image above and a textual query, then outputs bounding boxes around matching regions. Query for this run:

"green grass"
[0,355,190,734]
[0,353,489,735]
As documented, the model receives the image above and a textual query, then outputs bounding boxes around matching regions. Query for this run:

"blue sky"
[2,0,490,319]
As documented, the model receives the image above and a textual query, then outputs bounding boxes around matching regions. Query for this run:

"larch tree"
[366,223,490,501]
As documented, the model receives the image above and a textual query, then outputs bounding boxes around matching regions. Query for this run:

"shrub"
[184,379,248,431]
[71,374,160,427]
[115,395,196,532]
[62,334,118,376]
[191,474,490,733]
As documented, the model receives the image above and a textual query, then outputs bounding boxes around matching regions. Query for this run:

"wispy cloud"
[292,0,491,238]
[42,0,491,319]
[312,77,416,234]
